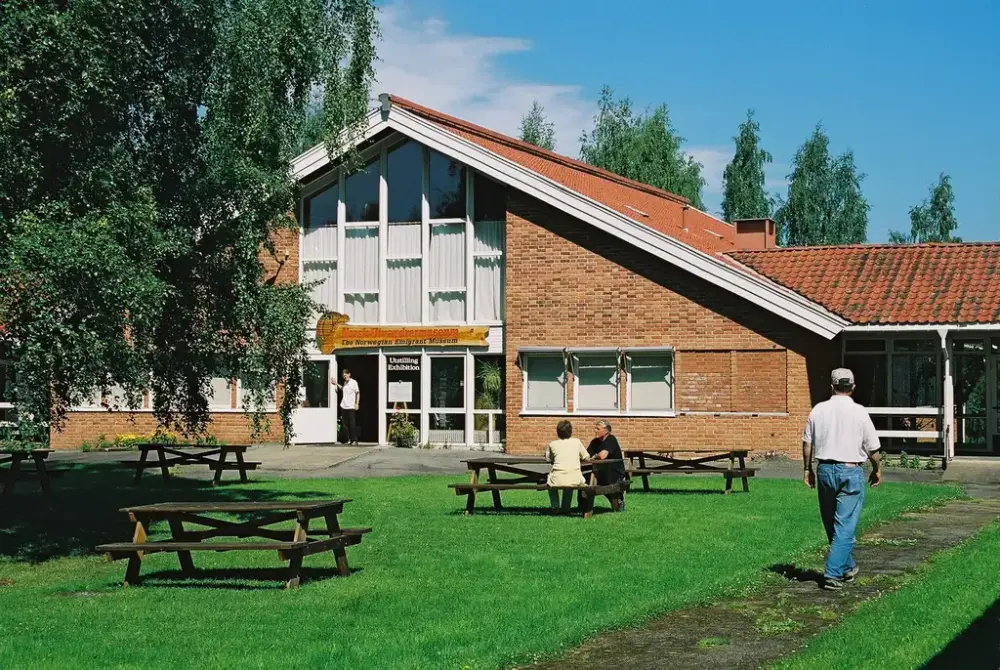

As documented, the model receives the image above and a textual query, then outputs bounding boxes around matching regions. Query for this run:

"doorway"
[336,354,379,444]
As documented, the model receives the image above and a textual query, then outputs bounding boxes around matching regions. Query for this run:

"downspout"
[937,327,955,463]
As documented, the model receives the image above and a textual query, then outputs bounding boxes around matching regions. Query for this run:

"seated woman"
[544,420,591,513]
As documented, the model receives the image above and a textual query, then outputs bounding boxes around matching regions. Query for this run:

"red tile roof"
[388,95,737,254]
[729,244,1000,325]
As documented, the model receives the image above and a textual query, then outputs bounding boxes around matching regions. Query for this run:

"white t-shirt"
[802,395,881,463]
[340,379,360,410]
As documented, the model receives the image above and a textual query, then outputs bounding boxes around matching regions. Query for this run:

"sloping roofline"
[291,95,849,339]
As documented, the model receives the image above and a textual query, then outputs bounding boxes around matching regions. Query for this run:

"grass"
[0,466,959,669]
[773,520,1000,670]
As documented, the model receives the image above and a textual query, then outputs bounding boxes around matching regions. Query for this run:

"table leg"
[156,447,170,483]
[234,448,249,483]
[134,447,149,484]
[638,454,650,492]
[465,467,480,515]
[1,455,21,498]
[213,448,228,485]
[293,512,309,543]
[286,551,303,589]
[167,518,195,575]
[724,473,733,495]
[486,466,503,510]
[124,554,142,587]
[739,454,750,493]
[34,454,53,497]
[324,512,342,535]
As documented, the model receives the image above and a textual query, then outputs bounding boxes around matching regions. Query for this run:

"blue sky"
[374,1,998,242]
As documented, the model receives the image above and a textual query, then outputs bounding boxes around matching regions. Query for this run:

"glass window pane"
[344,227,379,291]
[345,159,379,222]
[429,291,465,322]
[844,353,888,409]
[474,173,505,222]
[387,141,423,223]
[576,355,618,410]
[387,223,421,258]
[429,412,465,444]
[894,339,937,353]
[345,293,378,324]
[209,377,233,409]
[630,354,673,411]
[302,361,330,408]
[302,261,337,313]
[303,183,338,260]
[844,338,885,353]
[429,151,465,219]
[386,355,421,410]
[526,355,565,410]
[473,257,503,322]
[386,411,422,446]
[955,339,985,353]
[474,356,505,410]
[386,259,421,323]
[239,382,277,411]
[430,357,464,409]
[429,224,465,290]
[891,354,938,407]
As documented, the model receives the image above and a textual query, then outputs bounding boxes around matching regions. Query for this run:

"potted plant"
[387,408,418,448]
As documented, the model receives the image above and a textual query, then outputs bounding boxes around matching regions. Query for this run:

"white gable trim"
[290,106,848,340]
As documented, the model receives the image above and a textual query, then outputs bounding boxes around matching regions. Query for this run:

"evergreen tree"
[889,174,961,244]
[519,100,556,151]
[774,125,869,246]
[721,110,773,222]
[579,86,705,209]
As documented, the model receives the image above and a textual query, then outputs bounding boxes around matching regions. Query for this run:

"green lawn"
[0,467,959,669]
[773,519,1000,670]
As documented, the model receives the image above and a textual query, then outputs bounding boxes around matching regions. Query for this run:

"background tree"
[721,110,773,222]
[0,0,378,444]
[774,125,869,246]
[889,174,961,244]
[579,86,706,209]
[519,100,556,151]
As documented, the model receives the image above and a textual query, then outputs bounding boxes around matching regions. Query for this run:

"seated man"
[581,420,628,513]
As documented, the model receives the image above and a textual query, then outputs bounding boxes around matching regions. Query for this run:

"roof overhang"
[290,104,849,340]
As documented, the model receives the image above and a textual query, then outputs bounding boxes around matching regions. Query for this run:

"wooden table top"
[120,499,351,514]
[462,457,626,466]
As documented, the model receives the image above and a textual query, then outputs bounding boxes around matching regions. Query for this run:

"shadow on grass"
[768,563,824,584]
[922,596,1000,669]
[127,566,361,590]
[0,463,333,563]
[626,488,728,496]
[450,505,619,518]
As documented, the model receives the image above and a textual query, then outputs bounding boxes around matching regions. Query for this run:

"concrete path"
[522,493,1000,670]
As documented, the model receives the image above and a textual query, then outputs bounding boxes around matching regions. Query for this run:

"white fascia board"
[844,323,1000,332]
[388,107,847,340]
[290,108,388,181]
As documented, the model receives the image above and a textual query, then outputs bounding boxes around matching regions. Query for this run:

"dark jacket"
[587,434,627,484]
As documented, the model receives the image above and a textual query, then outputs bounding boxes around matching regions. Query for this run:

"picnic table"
[95,499,371,589]
[121,443,260,485]
[449,456,629,518]
[1,449,58,498]
[624,449,757,494]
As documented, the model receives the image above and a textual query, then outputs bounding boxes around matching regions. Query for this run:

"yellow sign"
[316,312,489,353]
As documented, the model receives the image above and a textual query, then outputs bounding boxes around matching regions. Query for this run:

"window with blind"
[575,353,620,411]
[627,351,674,412]
[524,354,566,411]
[302,182,338,315]
[429,223,465,322]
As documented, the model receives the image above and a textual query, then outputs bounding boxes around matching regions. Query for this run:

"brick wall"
[504,191,838,458]
[50,227,300,449]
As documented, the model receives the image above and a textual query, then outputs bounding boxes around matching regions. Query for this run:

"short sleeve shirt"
[587,434,627,483]
[340,379,360,410]
[802,395,881,463]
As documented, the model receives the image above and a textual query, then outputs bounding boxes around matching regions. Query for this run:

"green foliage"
[0,0,379,445]
[579,86,705,209]
[889,174,961,244]
[774,125,869,246]
[519,100,556,151]
[387,411,418,448]
[721,110,773,222]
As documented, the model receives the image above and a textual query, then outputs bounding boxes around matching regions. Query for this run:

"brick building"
[21,94,1000,458]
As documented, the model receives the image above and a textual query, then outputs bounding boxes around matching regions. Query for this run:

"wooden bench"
[624,450,758,494]
[453,457,629,518]
[1,449,61,498]
[95,500,371,588]
[121,443,260,485]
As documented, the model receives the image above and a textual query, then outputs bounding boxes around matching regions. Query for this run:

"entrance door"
[291,359,337,444]
[336,354,380,444]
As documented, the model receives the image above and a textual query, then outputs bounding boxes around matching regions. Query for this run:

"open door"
[291,358,337,444]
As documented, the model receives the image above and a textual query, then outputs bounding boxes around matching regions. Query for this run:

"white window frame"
[624,348,676,417]
[571,349,621,414]
[520,349,568,415]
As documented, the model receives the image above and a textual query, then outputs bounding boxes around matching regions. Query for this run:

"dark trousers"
[341,408,358,443]
[579,481,626,514]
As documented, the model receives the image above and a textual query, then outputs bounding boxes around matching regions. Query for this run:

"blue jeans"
[817,463,865,580]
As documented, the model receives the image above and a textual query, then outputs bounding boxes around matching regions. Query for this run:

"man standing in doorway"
[803,368,883,591]
[334,368,361,445]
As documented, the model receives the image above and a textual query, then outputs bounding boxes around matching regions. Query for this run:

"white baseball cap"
[831,368,855,387]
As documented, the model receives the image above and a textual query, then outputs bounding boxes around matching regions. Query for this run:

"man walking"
[802,368,883,591]
[334,368,361,445]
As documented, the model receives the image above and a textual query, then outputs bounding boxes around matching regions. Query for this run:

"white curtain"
[302,261,337,313]
[387,223,421,257]
[345,293,378,323]
[302,220,338,260]
[209,378,233,409]
[473,221,504,254]
[474,258,503,322]
[430,291,465,322]
[576,355,619,410]
[630,354,673,410]
[344,227,379,291]
[387,259,421,323]
[429,224,465,290]
[526,356,565,410]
